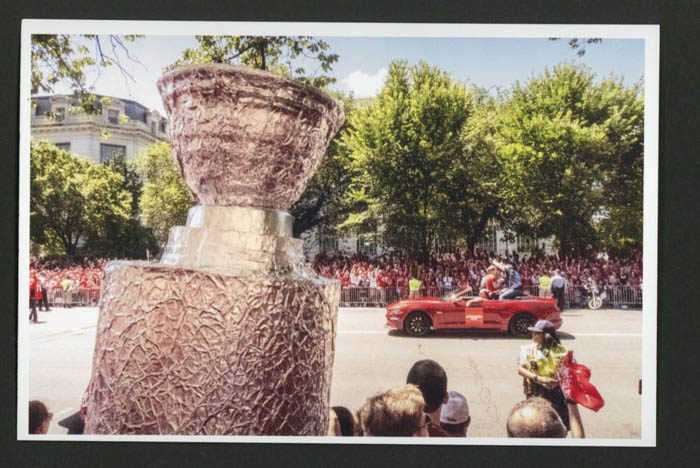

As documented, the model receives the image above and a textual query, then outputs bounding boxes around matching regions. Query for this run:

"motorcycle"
[583,283,607,310]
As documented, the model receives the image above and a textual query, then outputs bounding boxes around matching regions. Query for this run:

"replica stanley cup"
[84,64,344,435]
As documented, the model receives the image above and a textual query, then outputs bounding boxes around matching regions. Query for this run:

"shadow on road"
[387,329,577,341]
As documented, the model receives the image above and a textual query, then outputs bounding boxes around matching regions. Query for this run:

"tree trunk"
[259,43,266,70]
[467,205,496,254]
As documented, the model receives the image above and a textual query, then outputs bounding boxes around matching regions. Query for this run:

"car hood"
[386,297,444,309]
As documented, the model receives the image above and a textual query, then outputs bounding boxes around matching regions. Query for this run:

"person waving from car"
[492,259,523,300]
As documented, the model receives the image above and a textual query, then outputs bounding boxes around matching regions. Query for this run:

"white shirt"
[369,272,377,288]
[550,274,566,289]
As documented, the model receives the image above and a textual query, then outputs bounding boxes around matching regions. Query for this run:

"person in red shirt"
[376,268,387,304]
[479,266,501,299]
[29,272,40,323]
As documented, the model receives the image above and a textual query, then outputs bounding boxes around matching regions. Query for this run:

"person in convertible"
[492,259,524,300]
[479,265,502,300]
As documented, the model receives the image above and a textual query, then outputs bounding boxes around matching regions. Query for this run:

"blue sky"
[49,35,644,115]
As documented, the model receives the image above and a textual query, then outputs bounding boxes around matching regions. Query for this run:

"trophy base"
[84,261,339,435]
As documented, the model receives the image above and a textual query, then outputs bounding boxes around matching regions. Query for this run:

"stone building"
[30,94,168,162]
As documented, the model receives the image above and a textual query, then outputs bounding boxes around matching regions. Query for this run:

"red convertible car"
[385,288,562,337]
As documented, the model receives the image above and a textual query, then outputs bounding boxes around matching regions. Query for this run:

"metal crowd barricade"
[337,285,643,309]
[42,283,642,309]
[46,287,101,307]
[525,284,642,309]
[607,285,643,308]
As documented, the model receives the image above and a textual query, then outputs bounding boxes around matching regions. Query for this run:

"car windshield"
[442,287,473,301]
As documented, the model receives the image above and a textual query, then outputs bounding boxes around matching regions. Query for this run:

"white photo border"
[18,19,660,446]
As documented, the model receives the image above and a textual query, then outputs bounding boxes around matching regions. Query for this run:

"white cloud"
[341,67,388,98]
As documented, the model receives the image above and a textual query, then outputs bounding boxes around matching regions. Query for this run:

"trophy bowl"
[157,64,345,210]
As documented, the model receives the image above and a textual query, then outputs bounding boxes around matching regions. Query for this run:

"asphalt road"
[330,307,643,439]
[26,306,642,439]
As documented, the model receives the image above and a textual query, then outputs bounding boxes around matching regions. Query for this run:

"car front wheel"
[404,312,432,337]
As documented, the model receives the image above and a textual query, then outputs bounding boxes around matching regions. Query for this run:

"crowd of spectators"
[28,258,107,311]
[32,358,581,438]
[30,258,106,291]
[27,249,642,310]
[327,358,583,439]
[312,249,643,294]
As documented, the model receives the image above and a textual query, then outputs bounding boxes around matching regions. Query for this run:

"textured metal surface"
[157,64,345,210]
[160,206,304,272]
[86,64,343,436]
[85,261,339,435]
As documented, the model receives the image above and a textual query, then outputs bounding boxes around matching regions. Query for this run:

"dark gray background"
[1,1,696,467]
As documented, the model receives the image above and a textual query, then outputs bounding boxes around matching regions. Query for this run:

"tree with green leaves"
[340,61,477,260]
[590,77,644,254]
[30,141,132,256]
[31,34,142,113]
[174,35,339,88]
[134,142,193,248]
[83,154,159,258]
[548,38,602,56]
[493,64,643,256]
[454,90,504,252]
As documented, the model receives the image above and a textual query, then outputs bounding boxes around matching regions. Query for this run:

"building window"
[100,144,126,163]
[319,235,338,253]
[160,121,166,133]
[54,142,71,152]
[517,235,538,253]
[356,238,377,256]
[107,109,120,124]
[54,107,66,122]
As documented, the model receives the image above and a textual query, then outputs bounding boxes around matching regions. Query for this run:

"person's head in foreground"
[506,397,566,438]
[406,359,448,416]
[331,406,356,437]
[439,390,471,437]
[357,384,428,437]
[528,319,561,349]
[29,400,52,434]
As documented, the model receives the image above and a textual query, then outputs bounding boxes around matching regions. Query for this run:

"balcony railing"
[31,113,166,137]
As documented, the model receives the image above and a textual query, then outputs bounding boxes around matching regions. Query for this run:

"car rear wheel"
[508,313,535,337]
[404,312,432,337]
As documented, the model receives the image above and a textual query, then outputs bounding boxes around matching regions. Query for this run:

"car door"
[463,301,485,328]
[439,299,467,328]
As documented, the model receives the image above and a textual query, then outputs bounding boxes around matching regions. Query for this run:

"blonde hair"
[358,384,425,437]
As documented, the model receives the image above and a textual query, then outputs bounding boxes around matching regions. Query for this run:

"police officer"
[539,271,551,298]
[408,271,422,298]
[550,270,567,311]
[516,320,570,431]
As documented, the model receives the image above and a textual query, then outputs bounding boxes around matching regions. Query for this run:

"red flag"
[558,351,605,412]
